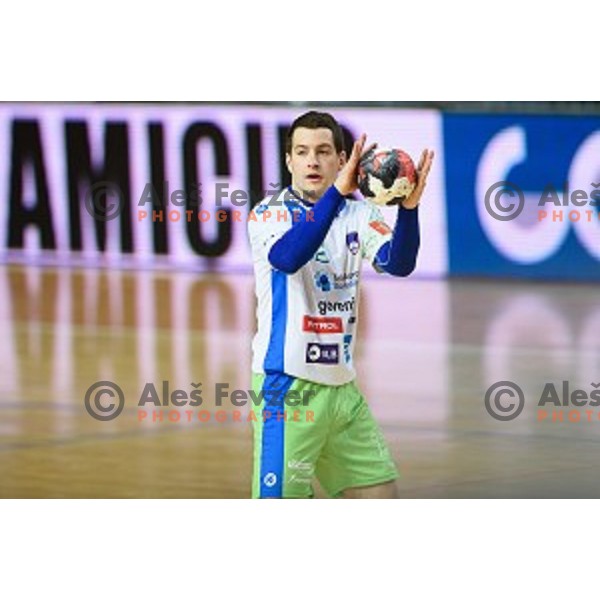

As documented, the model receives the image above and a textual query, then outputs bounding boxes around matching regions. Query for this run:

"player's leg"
[340,480,398,499]
[315,381,399,499]
[251,373,328,499]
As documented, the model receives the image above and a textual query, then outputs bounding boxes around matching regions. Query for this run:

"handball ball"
[358,148,417,206]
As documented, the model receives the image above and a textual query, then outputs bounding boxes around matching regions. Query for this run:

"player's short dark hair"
[286,111,344,155]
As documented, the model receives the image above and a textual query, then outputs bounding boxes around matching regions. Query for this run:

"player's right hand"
[334,134,376,196]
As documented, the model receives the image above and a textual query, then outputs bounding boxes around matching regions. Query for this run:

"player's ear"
[285,153,293,174]
[338,151,347,169]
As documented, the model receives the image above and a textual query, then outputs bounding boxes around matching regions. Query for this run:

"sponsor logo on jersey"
[305,343,339,365]
[287,460,315,484]
[288,473,312,485]
[287,459,314,472]
[303,315,344,334]
[314,270,333,292]
[369,220,392,236]
[315,247,330,263]
[263,472,277,487]
[333,270,359,290]
[317,297,356,316]
[343,334,353,363]
[346,231,360,255]
[314,270,359,292]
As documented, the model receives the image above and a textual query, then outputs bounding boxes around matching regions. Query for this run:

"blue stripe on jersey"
[264,269,288,373]
[259,372,295,498]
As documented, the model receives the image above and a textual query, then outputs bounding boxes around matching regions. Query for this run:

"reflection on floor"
[1,265,599,498]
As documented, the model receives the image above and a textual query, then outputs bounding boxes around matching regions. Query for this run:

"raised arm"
[269,134,372,274]
[374,149,434,277]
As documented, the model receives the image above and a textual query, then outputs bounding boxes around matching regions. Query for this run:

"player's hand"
[402,149,434,210]
[334,134,376,196]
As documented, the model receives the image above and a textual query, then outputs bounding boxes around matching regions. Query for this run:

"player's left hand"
[402,149,434,210]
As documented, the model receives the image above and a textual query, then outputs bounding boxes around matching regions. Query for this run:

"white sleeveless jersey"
[248,188,393,386]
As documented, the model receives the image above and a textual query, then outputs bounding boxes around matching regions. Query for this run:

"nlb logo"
[305,343,339,365]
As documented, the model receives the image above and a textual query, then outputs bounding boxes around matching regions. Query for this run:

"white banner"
[0,104,447,276]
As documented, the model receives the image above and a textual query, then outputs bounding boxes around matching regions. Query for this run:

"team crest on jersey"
[346,231,360,255]
[314,270,333,292]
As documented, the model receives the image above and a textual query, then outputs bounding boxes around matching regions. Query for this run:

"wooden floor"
[1,263,600,498]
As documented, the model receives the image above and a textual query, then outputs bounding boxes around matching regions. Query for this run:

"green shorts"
[251,372,398,499]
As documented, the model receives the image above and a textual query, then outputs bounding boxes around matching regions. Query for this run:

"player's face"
[286,127,346,201]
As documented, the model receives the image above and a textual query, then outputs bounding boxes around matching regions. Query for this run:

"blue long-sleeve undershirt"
[373,205,420,276]
[268,186,345,274]
[268,185,420,276]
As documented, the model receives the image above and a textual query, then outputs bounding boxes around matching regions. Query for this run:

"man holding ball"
[248,111,434,499]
